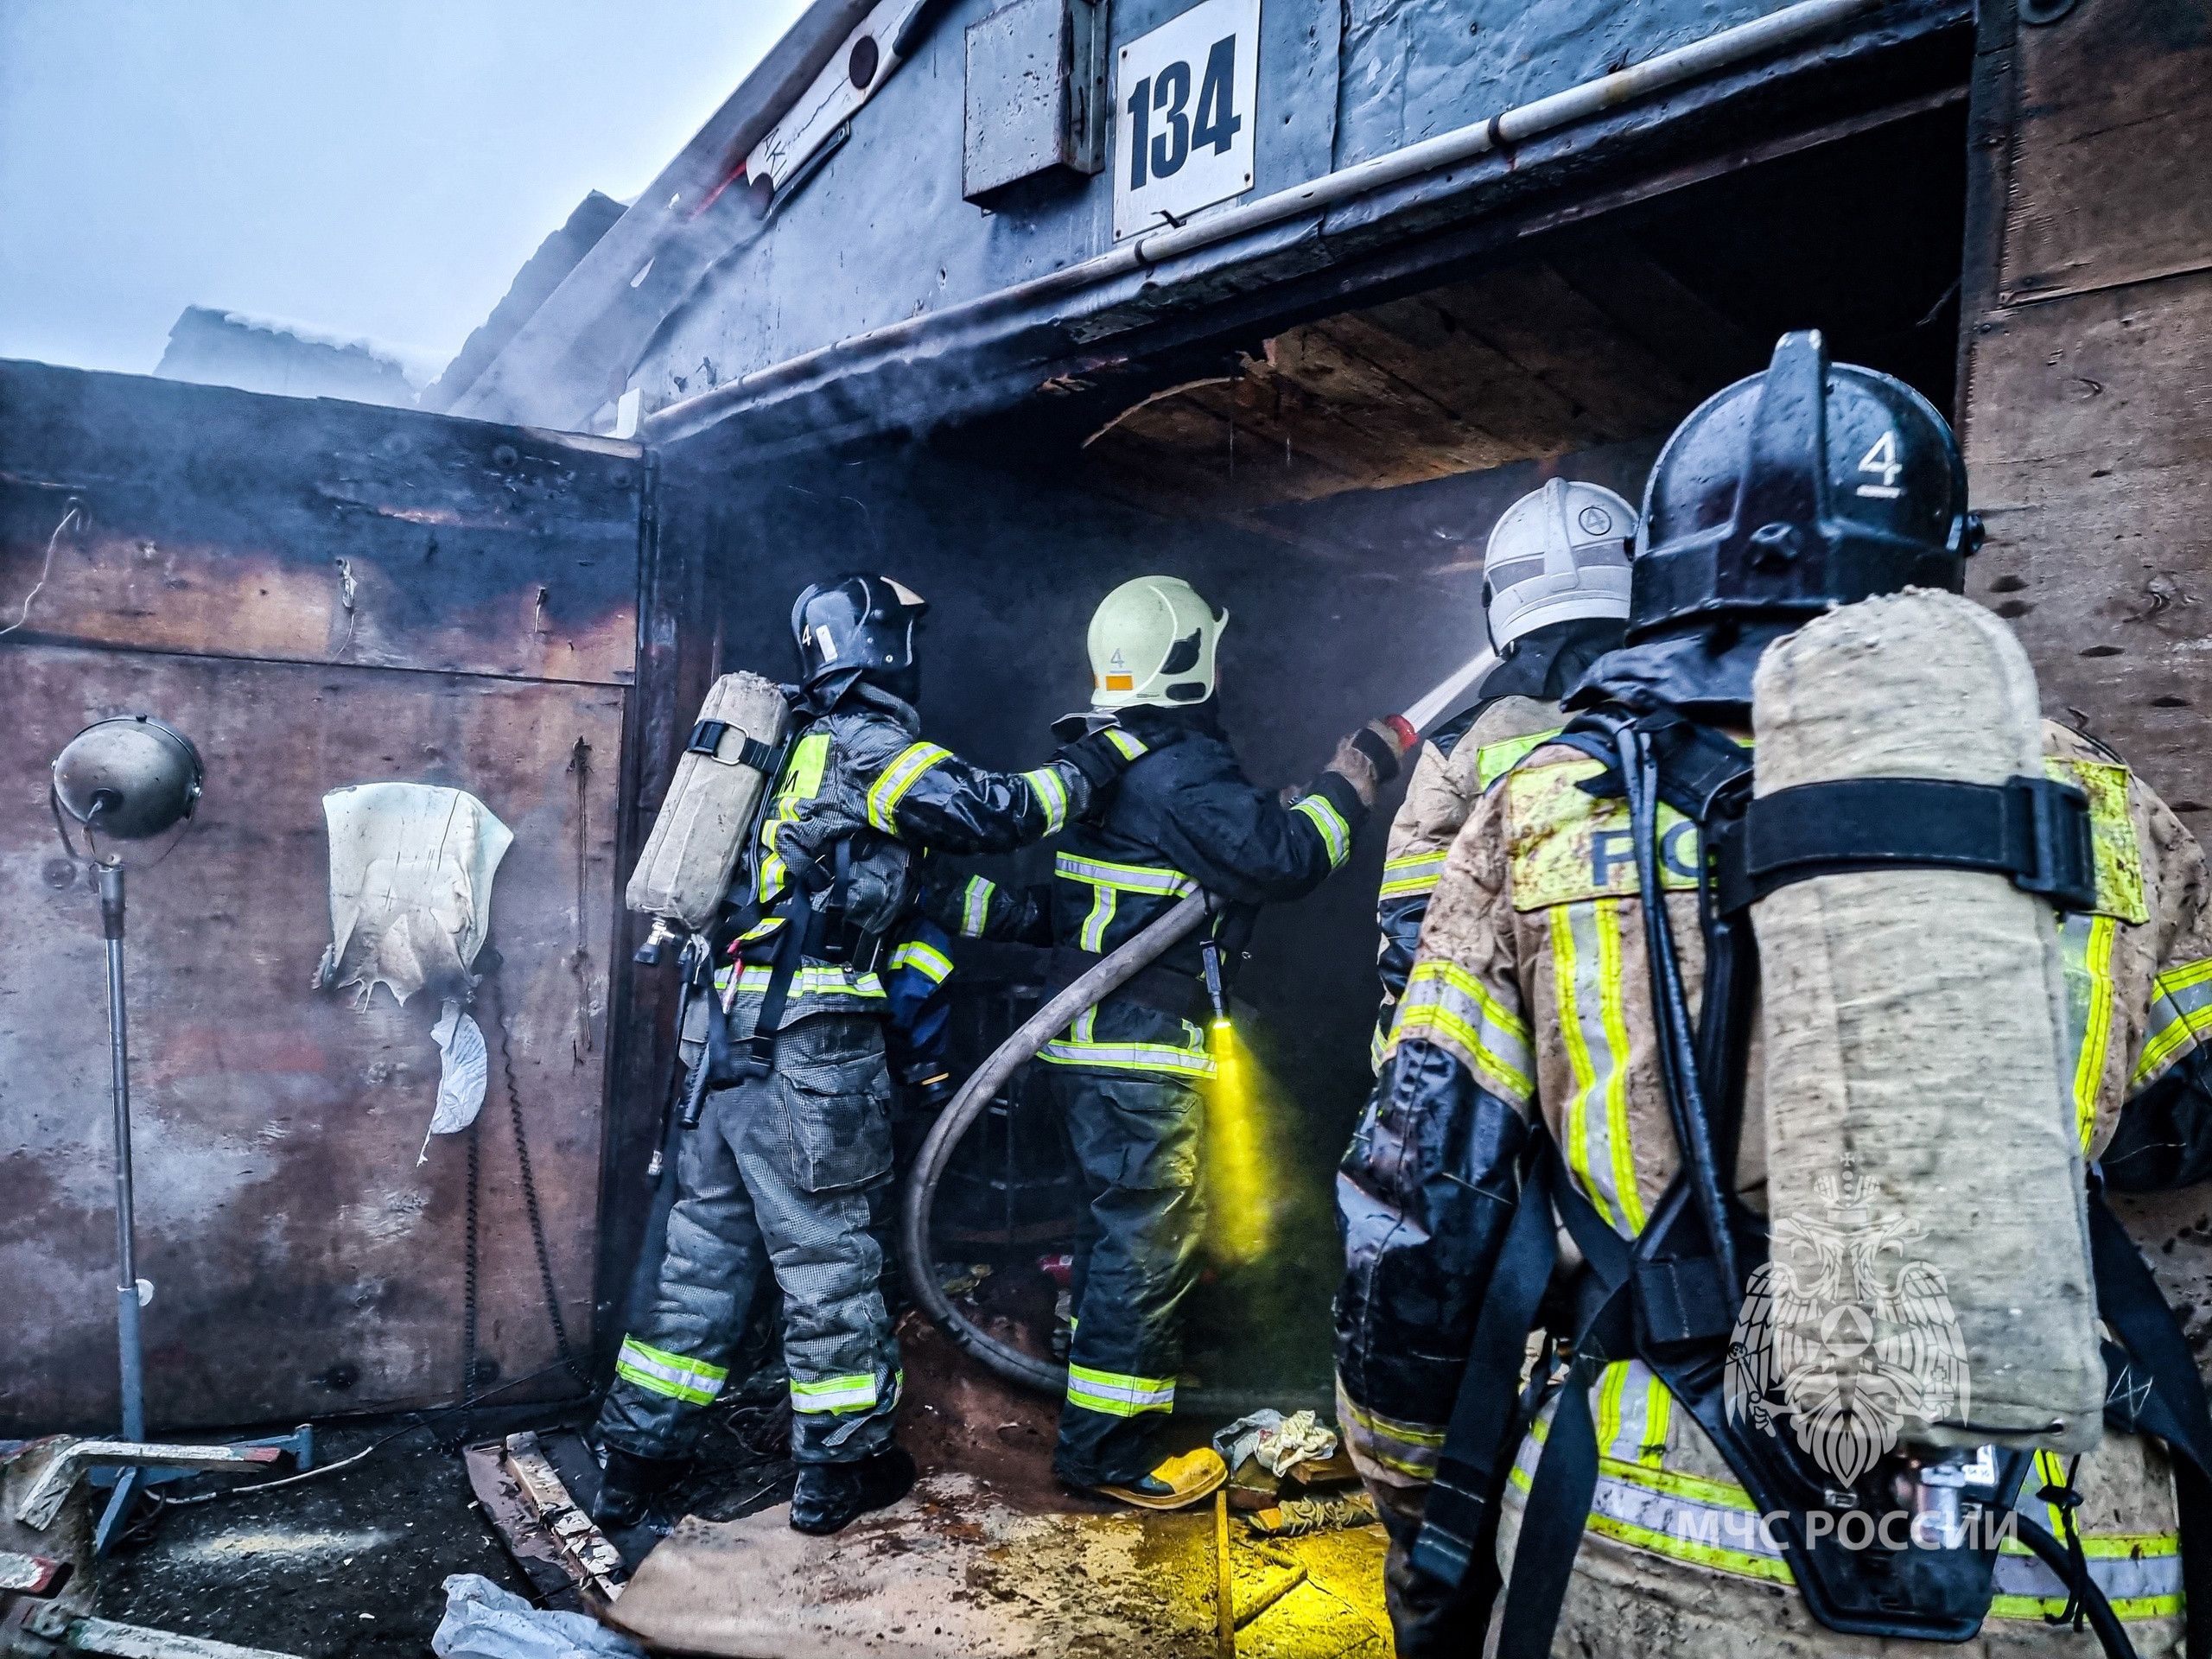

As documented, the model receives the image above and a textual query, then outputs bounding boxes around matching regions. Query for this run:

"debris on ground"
[1211,1409,1338,1478]
[431,1573,644,1659]
[1248,1492,1378,1537]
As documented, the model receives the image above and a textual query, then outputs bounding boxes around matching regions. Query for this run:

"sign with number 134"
[1112,0,1261,241]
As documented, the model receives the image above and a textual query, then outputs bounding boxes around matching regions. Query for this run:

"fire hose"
[898,892,1212,1393]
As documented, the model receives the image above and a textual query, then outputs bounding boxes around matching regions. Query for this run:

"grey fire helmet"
[1481,478,1637,652]
[1629,329,1981,641]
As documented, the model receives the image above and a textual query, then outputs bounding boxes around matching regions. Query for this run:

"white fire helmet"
[1482,478,1637,651]
[1086,575,1227,709]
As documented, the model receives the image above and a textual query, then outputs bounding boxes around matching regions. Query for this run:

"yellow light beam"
[1205,1019,1274,1264]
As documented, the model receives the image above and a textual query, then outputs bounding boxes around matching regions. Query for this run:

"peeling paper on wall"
[314,783,512,1160]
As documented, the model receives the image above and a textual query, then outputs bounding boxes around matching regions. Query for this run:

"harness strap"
[2089,1186,2212,1659]
[1711,774,2097,916]
[1411,1148,1558,1592]
[1494,1351,1602,1659]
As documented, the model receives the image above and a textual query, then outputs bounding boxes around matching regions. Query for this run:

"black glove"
[1053,721,1173,791]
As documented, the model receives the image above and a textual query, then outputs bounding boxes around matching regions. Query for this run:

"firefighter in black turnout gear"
[1334,334,2212,1656]
[937,575,1414,1507]
[594,575,1146,1535]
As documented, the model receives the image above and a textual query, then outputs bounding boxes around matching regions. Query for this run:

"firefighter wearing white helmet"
[1370,479,1635,1067]
[932,573,1412,1510]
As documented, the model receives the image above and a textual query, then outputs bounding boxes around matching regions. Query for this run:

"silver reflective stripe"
[1053,852,1198,895]
[1105,729,1148,760]
[1991,1540,2183,1610]
[1023,766,1071,834]
[1066,1362,1174,1417]
[1292,792,1351,868]
[790,1372,878,1414]
[889,940,953,984]
[615,1337,728,1406]
[960,875,996,938]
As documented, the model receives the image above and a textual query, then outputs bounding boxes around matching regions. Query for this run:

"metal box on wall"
[963,0,1109,204]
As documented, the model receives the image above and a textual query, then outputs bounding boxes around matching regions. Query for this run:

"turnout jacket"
[717,681,1095,1027]
[936,702,1370,1077]
[1334,718,2212,1651]
[1374,695,1566,1069]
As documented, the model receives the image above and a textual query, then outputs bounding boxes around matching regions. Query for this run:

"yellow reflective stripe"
[1594,1362,1630,1462]
[757,730,831,901]
[1336,1391,1445,1479]
[1104,728,1148,760]
[1039,1033,1217,1077]
[959,875,996,938]
[867,741,953,832]
[1066,1363,1174,1416]
[2062,912,2120,1152]
[1293,792,1352,869]
[1041,1005,1214,1076]
[1389,958,1535,1104]
[1513,1410,1789,1585]
[1551,902,1643,1236]
[1380,849,1447,898]
[1991,1595,2183,1623]
[790,1372,878,1414]
[1023,766,1071,835]
[2136,957,2212,1084]
[1054,852,1198,895]
[729,964,888,999]
[1552,905,1612,1231]
[616,1337,728,1406]
[1476,728,1561,790]
[1078,883,1116,952]
[1641,1372,1672,1470]
[888,939,953,984]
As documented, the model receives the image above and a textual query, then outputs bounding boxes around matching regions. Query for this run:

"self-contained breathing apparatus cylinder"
[1749,588,2102,1456]
[626,671,791,934]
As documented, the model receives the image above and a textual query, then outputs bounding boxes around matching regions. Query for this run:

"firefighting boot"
[1091,1447,1228,1511]
[592,1446,685,1529]
[788,1445,917,1535]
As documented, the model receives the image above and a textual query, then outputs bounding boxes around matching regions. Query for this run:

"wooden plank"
[1351,286,1624,454]
[0,644,620,1431]
[0,361,643,685]
[1961,273,2212,821]
[1265,323,1529,477]
[1431,264,1705,444]
[1999,0,2212,304]
[1547,247,1768,395]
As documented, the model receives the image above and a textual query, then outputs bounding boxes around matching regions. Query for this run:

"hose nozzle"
[1200,938,1229,1027]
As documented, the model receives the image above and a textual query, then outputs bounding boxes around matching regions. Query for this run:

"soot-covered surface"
[93,1414,554,1656]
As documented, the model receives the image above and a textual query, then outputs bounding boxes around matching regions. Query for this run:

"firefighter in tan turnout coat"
[1335,334,2212,1658]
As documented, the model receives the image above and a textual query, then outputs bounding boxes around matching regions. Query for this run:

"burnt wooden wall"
[0,362,671,1433]
[1957,0,2212,1355]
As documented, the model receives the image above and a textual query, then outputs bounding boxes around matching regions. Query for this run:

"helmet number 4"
[1857,430,1904,500]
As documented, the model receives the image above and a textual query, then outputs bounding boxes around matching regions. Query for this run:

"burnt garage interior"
[0,70,1986,1659]
[674,97,1975,1415]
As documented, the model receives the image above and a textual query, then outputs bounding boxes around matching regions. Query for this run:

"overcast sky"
[0,1,810,378]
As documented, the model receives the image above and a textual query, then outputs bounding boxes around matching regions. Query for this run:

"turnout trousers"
[1043,1063,1207,1488]
[596,1005,899,1465]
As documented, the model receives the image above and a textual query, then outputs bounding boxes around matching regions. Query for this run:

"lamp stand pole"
[96,861,147,1553]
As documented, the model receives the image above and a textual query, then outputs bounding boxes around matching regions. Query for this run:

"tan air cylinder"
[626,671,790,933]
[1751,588,2101,1458]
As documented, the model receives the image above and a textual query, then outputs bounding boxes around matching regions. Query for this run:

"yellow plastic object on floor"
[1096,1446,1228,1511]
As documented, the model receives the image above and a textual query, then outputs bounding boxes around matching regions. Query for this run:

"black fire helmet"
[1628,330,1983,642]
[791,574,929,690]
